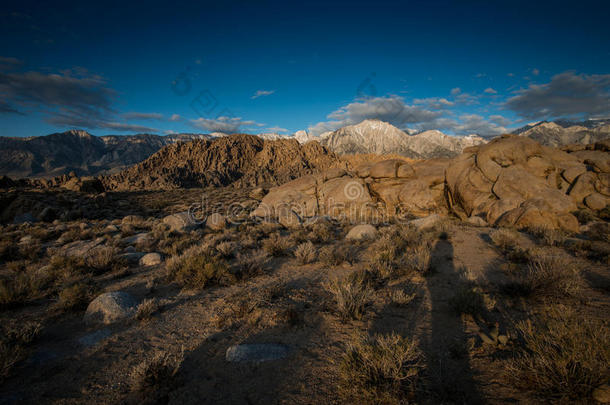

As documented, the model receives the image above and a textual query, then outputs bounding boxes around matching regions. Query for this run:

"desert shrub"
[233,251,269,279]
[338,332,422,403]
[584,222,610,242]
[49,253,86,279]
[0,238,18,263]
[57,283,90,311]
[0,321,41,380]
[324,271,374,320]
[130,350,183,393]
[0,266,44,309]
[449,285,486,317]
[319,244,356,266]
[404,243,431,275]
[85,246,125,273]
[490,228,520,253]
[502,251,581,299]
[262,232,293,256]
[157,232,199,257]
[308,222,334,244]
[527,225,565,246]
[215,241,236,258]
[166,245,232,289]
[135,298,159,321]
[294,241,317,264]
[507,308,609,401]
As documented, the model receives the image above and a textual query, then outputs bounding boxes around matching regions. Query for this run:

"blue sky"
[1,0,609,137]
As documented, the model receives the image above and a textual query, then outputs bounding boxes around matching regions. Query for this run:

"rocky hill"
[102,134,341,190]
[513,120,610,147]
[318,119,486,158]
[0,130,210,178]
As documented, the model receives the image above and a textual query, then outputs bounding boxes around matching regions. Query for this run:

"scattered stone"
[104,224,119,233]
[124,246,136,253]
[466,216,488,227]
[225,344,290,362]
[84,291,138,324]
[206,213,227,231]
[163,211,199,232]
[139,252,162,266]
[120,232,150,245]
[345,224,377,241]
[410,214,443,231]
[120,252,145,265]
[64,237,106,257]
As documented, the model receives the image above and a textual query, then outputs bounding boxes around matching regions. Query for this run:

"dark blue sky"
[1,0,609,137]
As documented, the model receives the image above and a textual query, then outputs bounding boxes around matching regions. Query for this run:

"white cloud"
[484,88,497,94]
[251,90,275,99]
[266,126,289,133]
[190,116,264,133]
[451,87,461,96]
[505,72,610,119]
[413,97,454,109]
[169,113,182,121]
[308,96,442,136]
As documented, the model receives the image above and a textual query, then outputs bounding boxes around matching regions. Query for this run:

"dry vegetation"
[0,186,608,404]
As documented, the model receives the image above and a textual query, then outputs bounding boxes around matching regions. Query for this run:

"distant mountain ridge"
[512,119,610,147]
[0,130,211,178]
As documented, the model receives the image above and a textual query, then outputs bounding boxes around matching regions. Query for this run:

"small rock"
[466,216,488,227]
[120,252,145,265]
[163,211,199,232]
[206,213,227,231]
[104,224,119,233]
[19,235,33,245]
[585,193,608,211]
[121,232,150,245]
[225,344,290,362]
[124,246,136,253]
[410,214,443,231]
[593,384,610,403]
[345,224,377,241]
[140,252,162,266]
[84,292,138,324]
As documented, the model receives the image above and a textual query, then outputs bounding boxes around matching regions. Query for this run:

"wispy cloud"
[266,126,289,133]
[484,87,497,94]
[122,112,163,120]
[251,89,275,99]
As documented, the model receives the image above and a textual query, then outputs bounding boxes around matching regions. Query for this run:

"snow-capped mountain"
[311,119,487,158]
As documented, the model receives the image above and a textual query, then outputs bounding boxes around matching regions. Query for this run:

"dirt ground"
[0,189,609,405]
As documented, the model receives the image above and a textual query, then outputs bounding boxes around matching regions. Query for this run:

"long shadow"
[422,239,484,404]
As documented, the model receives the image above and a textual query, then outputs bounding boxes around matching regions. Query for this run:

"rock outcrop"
[102,134,341,190]
[253,135,609,231]
[251,158,449,223]
[445,135,609,231]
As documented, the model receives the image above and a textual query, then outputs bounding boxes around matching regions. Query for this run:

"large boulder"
[162,211,199,232]
[444,135,602,231]
[139,252,162,266]
[345,224,377,241]
[84,291,138,324]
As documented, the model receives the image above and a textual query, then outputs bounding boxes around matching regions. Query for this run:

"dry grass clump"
[338,332,423,403]
[215,241,236,258]
[294,241,317,264]
[130,350,183,394]
[49,253,86,279]
[135,298,159,321]
[404,243,431,275]
[527,225,566,246]
[234,251,269,279]
[323,271,374,320]
[448,285,486,317]
[368,227,431,279]
[502,251,582,299]
[166,245,232,290]
[319,244,356,266]
[262,232,293,256]
[1,321,41,380]
[85,246,125,273]
[490,228,520,253]
[156,232,199,257]
[308,222,335,244]
[0,264,45,309]
[57,283,90,311]
[507,307,609,401]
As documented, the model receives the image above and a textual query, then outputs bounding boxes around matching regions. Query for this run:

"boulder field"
[252,135,610,231]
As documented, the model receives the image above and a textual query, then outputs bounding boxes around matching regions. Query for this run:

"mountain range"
[1,118,608,179]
